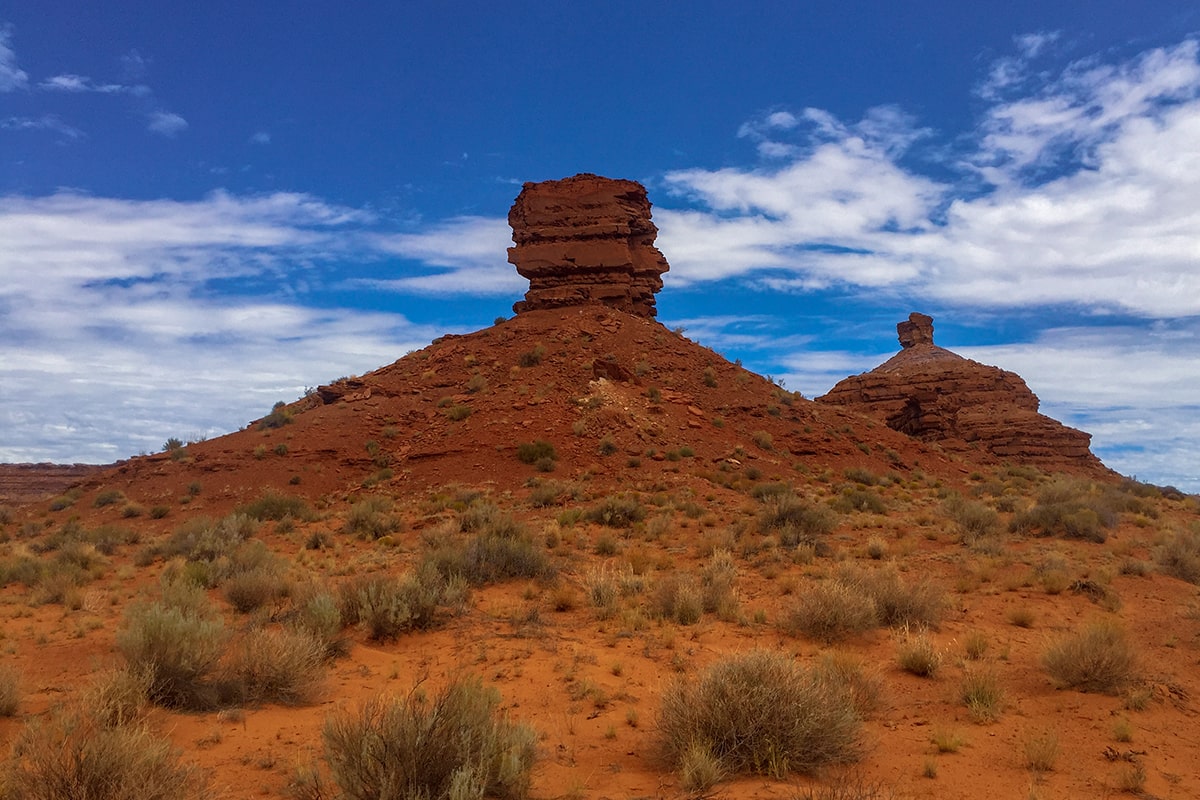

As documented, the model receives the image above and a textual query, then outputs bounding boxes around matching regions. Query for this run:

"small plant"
[960,668,1003,723]
[344,496,401,540]
[258,400,293,430]
[586,494,646,528]
[751,430,774,450]
[236,491,312,522]
[94,489,125,508]
[1114,762,1146,793]
[315,676,536,800]
[1008,605,1035,628]
[0,710,213,800]
[340,568,445,641]
[1022,730,1059,772]
[162,437,185,452]
[931,728,966,753]
[782,579,877,642]
[445,404,472,421]
[0,665,19,716]
[963,630,989,660]
[702,366,717,388]
[758,493,836,545]
[658,650,860,782]
[897,632,942,677]
[518,345,546,367]
[1042,619,1136,693]
[516,440,556,465]
[221,628,325,706]
[116,598,227,710]
[1155,527,1200,584]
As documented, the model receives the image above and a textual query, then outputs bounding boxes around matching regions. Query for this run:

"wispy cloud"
[147,110,188,136]
[0,23,27,92]
[0,191,440,463]
[250,130,271,145]
[39,73,150,95]
[1,114,85,140]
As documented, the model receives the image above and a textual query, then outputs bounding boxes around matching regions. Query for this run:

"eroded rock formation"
[818,313,1102,469]
[508,174,669,317]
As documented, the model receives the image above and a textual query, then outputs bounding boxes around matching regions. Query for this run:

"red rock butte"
[508,173,669,317]
[818,312,1105,471]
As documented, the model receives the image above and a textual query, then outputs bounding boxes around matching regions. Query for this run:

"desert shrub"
[583,565,620,617]
[163,513,258,563]
[116,599,227,709]
[1008,479,1121,542]
[812,651,884,720]
[839,565,944,629]
[221,628,325,706]
[1042,619,1136,693]
[944,495,1000,542]
[897,632,942,677]
[223,567,288,613]
[340,567,445,641]
[288,591,347,658]
[781,579,877,642]
[344,496,401,540]
[0,554,44,588]
[651,573,704,625]
[82,667,153,728]
[960,667,1004,722]
[751,430,774,450]
[699,549,739,618]
[843,467,879,486]
[659,650,860,781]
[236,490,312,522]
[758,493,836,545]
[0,666,19,716]
[445,404,472,421]
[0,711,212,800]
[1023,730,1060,773]
[516,440,556,465]
[518,345,545,367]
[831,487,887,514]
[94,488,125,508]
[585,494,646,528]
[1155,527,1200,584]
[317,676,536,800]
[258,400,293,430]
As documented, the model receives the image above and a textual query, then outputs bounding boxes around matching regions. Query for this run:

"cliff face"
[507,174,669,317]
[819,314,1103,469]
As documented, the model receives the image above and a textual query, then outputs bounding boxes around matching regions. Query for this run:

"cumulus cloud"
[660,37,1200,319]
[0,24,27,92]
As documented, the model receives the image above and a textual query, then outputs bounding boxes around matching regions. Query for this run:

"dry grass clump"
[896,631,942,677]
[0,710,212,800]
[221,628,326,706]
[1042,619,1137,693]
[305,676,536,800]
[659,650,861,785]
[651,572,704,625]
[944,495,1001,547]
[0,665,20,717]
[758,492,836,546]
[781,579,877,642]
[1155,526,1200,584]
[1022,730,1060,772]
[223,566,289,613]
[338,568,446,641]
[812,651,884,720]
[960,667,1004,723]
[288,591,348,658]
[343,496,402,540]
[585,494,646,528]
[235,490,314,522]
[840,565,945,629]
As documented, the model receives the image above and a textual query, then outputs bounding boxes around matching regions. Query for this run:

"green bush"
[659,650,860,782]
[1042,619,1137,694]
[316,676,536,800]
[236,490,313,522]
[258,400,293,430]
[116,599,227,709]
[0,711,212,800]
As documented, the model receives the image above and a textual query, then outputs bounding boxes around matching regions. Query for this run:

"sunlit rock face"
[508,173,669,317]
[819,313,1102,469]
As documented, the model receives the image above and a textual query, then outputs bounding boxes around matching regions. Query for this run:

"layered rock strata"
[818,313,1101,468]
[508,173,669,317]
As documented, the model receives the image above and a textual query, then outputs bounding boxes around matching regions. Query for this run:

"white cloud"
[659,37,1200,319]
[250,130,271,144]
[39,73,149,95]
[366,216,522,295]
[1,114,85,140]
[147,110,188,136]
[0,24,27,92]
[0,191,444,463]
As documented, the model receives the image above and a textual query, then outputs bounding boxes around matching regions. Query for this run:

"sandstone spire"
[507,174,670,317]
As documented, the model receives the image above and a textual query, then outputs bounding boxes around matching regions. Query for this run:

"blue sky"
[2,2,1199,491]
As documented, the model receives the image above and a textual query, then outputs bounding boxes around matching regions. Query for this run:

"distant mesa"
[818,313,1104,470]
[508,173,670,318]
